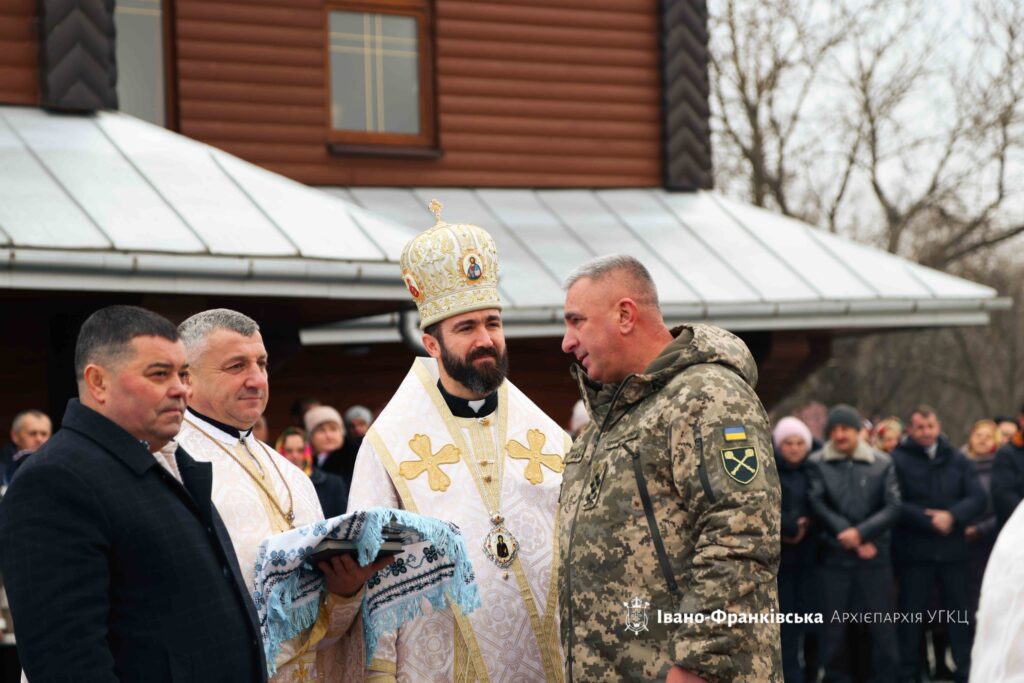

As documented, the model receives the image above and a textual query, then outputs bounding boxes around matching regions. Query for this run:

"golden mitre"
[400,199,502,330]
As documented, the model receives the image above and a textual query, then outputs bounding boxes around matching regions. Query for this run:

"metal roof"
[306,187,1009,343]
[0,106,410,299]
[0,106,1006,337]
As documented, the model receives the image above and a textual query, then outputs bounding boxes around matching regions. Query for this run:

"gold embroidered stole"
[230,440,292,536]
[365,358,565,683]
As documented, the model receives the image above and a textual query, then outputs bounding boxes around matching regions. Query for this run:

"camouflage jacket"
[558,324,782,683]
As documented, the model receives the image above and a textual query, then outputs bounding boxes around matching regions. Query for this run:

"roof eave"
[299,298,1010,345]
[0,248,408,301]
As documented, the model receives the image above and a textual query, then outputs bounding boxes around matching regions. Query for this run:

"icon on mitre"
[403,271,423,300]
[462,252,483,282]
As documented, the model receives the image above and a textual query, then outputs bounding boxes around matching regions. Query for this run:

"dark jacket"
[0,400,267,683]
[969,453,999,543]
[321,435,361,485]
[807,441,901,567]
[991,436,1024,527]
[310,468,349,519]
[967,452,998,615]
[890,435,986,565]
[775,453,817,572]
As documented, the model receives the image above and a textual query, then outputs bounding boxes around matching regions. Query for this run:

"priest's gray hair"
[178,308,261,359]
[563,255,660,308]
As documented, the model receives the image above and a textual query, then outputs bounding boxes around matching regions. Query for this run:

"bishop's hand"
[319,553,396,598]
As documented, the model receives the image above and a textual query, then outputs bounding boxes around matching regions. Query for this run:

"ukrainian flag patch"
[723,425,747,442]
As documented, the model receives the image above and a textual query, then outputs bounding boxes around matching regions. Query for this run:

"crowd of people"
[3,369,1024,683]
[8,394,1020,682]
[768,403,1024,683]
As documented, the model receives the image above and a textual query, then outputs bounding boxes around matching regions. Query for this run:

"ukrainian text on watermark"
[621,594,969,635]
[649,609,968,627]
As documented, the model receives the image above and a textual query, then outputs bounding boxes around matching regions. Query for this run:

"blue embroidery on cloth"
[253,507,479,676]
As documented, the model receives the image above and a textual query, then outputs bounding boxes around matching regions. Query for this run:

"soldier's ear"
[616,298,640,334]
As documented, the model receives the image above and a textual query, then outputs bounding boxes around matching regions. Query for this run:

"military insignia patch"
[582,461,608,509]
[721,446,759,485]
[723,425,747,441]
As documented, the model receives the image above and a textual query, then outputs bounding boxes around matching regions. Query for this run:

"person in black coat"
[991,407,1024,527]
[807,404,902,683]
[773,416,820,683]
[962,420,1001,624]
[0,306,267,683]
[305,406,364,503]
[276,427,349,518]
[890,406,986,683]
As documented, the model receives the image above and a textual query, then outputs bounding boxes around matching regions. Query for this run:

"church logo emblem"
[623,595,650,635]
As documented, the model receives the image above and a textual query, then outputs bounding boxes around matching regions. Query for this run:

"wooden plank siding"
[174,0,663,187]
[0,0,39,106]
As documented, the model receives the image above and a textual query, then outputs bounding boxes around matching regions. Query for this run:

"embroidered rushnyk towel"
[253,507,480,675]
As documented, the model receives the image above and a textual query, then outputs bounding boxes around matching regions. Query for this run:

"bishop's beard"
[439,342,509,396]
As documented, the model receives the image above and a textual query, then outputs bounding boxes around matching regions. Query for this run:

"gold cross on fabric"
[400,434,461,492]
[507,429,564,485]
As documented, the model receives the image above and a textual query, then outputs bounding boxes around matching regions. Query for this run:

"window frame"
[323,0,438,155]
[162,0,179,130]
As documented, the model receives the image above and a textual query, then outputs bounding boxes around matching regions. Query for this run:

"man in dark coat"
[890,405,986,683]
[0,306,267,683]
[807,404,901,683]
[991,404,1024,527]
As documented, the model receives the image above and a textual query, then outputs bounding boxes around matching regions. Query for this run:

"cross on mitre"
[400,434,461,492]
[429,199,443,223]
[507,429,564,485]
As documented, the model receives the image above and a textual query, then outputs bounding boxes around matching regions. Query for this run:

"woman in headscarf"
[773,416,820,683]
[870,416,903,454]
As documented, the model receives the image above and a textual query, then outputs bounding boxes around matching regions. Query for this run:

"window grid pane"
[329,10,420,136]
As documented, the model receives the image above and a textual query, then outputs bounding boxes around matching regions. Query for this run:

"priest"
[177,308,388,681]
[347,201,571,682]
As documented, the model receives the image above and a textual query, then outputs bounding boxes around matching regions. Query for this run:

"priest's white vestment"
[178,416,364,682]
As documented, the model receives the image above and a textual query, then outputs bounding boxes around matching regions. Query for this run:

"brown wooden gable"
[0,0,38,106]
[173,0,662,187]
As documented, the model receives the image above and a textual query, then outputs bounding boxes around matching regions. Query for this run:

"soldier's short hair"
[178,308,260,361]
[75,306,179,381]
[563,255,660,308]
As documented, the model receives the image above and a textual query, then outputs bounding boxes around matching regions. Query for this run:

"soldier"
[559,255,782,683]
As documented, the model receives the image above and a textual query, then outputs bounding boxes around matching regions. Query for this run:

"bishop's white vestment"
[177,414,364,682]
[347,357,570,683]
